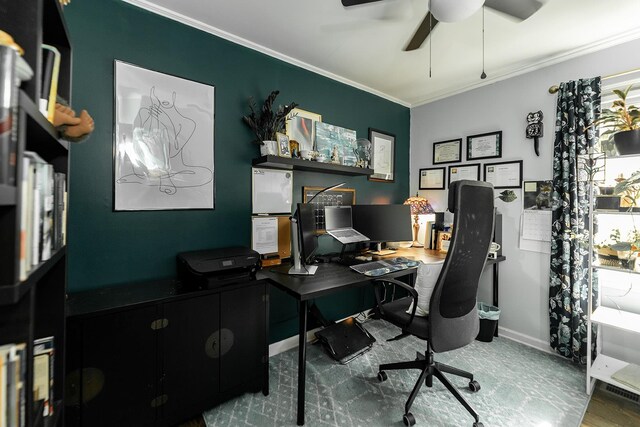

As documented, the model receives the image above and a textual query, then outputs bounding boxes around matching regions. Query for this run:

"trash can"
[476,302,500,342]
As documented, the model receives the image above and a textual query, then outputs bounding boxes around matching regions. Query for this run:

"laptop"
[324,206,369,244]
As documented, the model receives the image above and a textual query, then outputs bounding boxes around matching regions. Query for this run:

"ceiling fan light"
[430,0,485,23]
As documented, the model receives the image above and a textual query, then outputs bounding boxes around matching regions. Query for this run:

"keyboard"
[350,257,420,276]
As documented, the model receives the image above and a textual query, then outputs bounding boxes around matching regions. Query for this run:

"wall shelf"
[252,155,374,177]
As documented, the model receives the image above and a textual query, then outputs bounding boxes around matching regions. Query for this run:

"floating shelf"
[20,91,69,159]
[0,184,16,206]
[593,262,640,276]
[591,306,640,333]
[594,210,639,216]
[252,155,374,177]
[590,354,640,397]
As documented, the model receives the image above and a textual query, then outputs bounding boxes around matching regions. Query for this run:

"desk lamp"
[403,193,434,248]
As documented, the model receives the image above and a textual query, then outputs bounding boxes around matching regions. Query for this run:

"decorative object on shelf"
[330,145,340,164]
[467,131,502,160]
[614,170,640,211]
[419,167,445,190]
[276,132,291,158]
[447,163,480,188]
[114,61,215,211]
[433,138,462,164]
[53,98,95,143]
[243,90,298,152]
[260,140,278,156]
[315,122,357,166]
[368,128,395,182]
[595,227,639,271]
[525,110,543,156]
[593,85,640,155]
[289,139,300,158]
[286,108,321,152]
[403,193,435,248]
[483,160,523,189]
[353,138,371,168]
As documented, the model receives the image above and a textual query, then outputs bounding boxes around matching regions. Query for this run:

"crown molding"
[122,0,411,108]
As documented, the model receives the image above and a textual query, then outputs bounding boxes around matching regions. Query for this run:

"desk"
[259,247,505,426]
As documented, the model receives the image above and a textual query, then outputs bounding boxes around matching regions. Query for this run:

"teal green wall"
[64,0,409,342]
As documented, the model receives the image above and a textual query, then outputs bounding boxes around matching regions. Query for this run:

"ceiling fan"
[342,0,543,51]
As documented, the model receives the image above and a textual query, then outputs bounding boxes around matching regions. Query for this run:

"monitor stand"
[369,242,396,256]
[288,264,318,275]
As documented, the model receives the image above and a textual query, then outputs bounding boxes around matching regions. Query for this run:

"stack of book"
[19,152,67,281]
[0,343,26,427]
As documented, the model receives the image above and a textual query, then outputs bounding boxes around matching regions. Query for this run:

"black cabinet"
[65,279,269,427]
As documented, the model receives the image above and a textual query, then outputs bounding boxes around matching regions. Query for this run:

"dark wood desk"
[259,247,505,426]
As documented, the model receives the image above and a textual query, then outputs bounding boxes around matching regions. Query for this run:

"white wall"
[410,37,640,359]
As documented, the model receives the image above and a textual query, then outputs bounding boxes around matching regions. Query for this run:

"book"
[34,337,54,417]
[53,173,66,250]
[41,164,54,260]
[39,45,61,123]
[19,157,31,281]
[0,44,18,185]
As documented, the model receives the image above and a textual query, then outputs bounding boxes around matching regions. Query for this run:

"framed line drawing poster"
[114,61,215,211]
[369,128,395,182]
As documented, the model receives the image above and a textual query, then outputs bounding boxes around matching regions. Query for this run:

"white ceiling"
[125,0,640,107]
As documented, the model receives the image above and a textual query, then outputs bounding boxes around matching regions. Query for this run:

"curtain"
[549,77,600,364]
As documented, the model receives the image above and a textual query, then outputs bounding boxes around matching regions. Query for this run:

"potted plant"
[242,90,298,156]
[614,170,640,211]
[594,85,640,155]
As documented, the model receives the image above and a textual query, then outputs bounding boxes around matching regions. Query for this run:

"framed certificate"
[419,167,446,190]
[447,163,480,188]
[484,160,523,189]
[433,139,462,164]
[467,131,502,160]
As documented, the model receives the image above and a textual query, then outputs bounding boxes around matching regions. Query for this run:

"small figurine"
[331,145,340,164]
[53,99,95,143]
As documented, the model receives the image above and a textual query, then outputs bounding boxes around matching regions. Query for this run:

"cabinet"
[586,152,640,395]
[0,1,71,426]
[65,279,269,427]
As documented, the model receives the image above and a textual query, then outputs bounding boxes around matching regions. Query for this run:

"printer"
[177,246,261,290]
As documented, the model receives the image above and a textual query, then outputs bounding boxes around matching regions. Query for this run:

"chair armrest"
[372,278,419,328]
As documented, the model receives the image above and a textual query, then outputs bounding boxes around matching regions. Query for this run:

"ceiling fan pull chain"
[481,5,487,79]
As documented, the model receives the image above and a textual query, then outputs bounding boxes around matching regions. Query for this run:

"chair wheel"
[473,422,484,427]
[403,412,416,426]
[377,371,388,382]
[469,380,481,392]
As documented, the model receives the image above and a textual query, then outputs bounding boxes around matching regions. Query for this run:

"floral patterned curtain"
[549,77,600,364]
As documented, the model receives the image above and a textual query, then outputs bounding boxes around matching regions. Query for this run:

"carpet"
[204,319,587,426]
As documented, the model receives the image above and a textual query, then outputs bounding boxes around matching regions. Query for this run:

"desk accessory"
[314,317,376,364]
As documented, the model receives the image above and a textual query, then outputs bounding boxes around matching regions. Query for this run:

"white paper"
[420,169,444,188]
[521,210,552,241]
[470,134,499,158]
[449,165,478,182]
[252,217,278,254]
[485,163,521,188]
[252,168,293,214]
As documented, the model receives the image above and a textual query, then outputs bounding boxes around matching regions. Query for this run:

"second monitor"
[351,204,413,251]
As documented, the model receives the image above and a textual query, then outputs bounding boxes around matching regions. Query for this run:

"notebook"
[324,206,369,244]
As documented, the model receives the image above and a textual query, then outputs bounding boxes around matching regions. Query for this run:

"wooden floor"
[582,383,640,427]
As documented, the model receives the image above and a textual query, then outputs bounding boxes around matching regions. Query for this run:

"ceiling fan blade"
[484,0,543,21]
[403,12,439,52]
[342,0,384,7]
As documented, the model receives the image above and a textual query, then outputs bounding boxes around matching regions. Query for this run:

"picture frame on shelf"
[286,108,322,152]
[433,139,462,164]
[467,131,502,160]
[368,128,395,182]
[276,132,291,158]
[314,122,357,166]
[113,60,215,211]
[447,163,480,188]
[483,160,523,189]
[419,167,446,190]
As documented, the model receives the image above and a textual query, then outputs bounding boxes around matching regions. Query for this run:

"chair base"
[378,350,481,426]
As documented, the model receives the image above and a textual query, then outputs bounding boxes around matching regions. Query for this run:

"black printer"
[177,246,261,290]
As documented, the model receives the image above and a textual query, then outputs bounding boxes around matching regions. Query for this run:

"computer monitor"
[289,203,318,275]
[352,204,413,244]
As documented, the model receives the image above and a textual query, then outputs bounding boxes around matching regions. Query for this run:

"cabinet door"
[220,283,267,393]
[75,306,158,427]
[160,293,220,426]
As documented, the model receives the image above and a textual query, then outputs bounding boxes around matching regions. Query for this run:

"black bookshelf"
[0,1,72,426]
[253,155,374,176]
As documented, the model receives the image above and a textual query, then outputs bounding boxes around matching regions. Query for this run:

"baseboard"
[497,326,557,356]
[269,310,371,357]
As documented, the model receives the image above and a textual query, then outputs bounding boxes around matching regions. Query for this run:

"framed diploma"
[433,139,462,164]
[466,131,502,160]
[447,163,480,188]
[419,167,446,190]
[483,160,523,189]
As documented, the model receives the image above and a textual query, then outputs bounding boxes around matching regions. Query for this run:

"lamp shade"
[404,194,435,215]
[430,0,485,23]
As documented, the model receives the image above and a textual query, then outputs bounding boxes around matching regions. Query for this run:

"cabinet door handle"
[150,318,169,330]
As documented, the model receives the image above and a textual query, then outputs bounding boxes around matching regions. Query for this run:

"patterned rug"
[204,319,587,426]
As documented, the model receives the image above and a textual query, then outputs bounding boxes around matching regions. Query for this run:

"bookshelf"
[0,1,72,426]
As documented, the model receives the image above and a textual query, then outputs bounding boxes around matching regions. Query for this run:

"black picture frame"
[483,160,523,189]
[466,131,502,161]
[368,128,395,182]
[419,167,446,190]
[447,163,480,188]
[432,138,462,164]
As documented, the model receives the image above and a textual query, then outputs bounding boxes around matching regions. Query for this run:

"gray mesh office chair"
[372,180,495,427]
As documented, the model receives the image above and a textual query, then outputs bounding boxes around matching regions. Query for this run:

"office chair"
[372,180,494,427]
